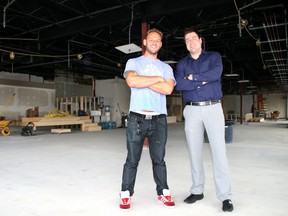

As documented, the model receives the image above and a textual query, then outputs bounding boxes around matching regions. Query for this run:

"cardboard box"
[26,107,39,117]
[245,113,253,122]
[173,105,183,122]
[167,116,177,124]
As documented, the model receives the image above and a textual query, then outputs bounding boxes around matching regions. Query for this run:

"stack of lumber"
[247,117,264,122]
[81,123,102,132]
[16,116,91,127]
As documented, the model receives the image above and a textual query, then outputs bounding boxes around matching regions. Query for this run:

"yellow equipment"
[0,93,15,136]
[0,120,11,136]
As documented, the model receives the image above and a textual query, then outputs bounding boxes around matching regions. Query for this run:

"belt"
[186,100,221,106]
[129,111,166,120]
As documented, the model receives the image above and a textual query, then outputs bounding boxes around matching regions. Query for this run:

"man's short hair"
[184,27,201,38]
[146,28,163,39]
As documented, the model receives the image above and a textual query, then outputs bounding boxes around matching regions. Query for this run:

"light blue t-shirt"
[123,56,175,115]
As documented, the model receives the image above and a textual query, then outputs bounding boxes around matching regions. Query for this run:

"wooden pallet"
[15,116,91,127]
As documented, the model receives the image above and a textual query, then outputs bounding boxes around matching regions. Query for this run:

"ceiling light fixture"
[223,60,239,77]
[238,80,250,83]
[115,5,141,54]
[9,52,15,59]
[77,54,83,60]
[237,18,248,29]
[237,69,250,83]
[238,79,250,83]
[115,43,142,54]
[224,73,239,77]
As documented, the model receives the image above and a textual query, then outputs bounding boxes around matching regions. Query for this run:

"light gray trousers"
[183,103,232,201]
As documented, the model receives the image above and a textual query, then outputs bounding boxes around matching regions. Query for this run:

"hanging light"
[237,18,248,29]
[9,52,15,59]
[237,69,250,83]
[115,5,141,54]
[77,54,83,60]
[223,60,239,77]
[238,79,250,83]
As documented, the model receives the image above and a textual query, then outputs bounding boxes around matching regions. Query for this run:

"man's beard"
[146,48,158,55]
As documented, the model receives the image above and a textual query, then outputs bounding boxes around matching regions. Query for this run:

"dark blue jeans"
[121,112,169,196]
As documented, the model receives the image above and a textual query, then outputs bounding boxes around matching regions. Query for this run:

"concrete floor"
[0,120,287,216]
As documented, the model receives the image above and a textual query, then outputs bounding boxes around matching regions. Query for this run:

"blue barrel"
[108,121,113,129]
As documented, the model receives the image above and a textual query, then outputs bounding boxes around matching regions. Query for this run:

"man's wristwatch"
[184,74,191,80]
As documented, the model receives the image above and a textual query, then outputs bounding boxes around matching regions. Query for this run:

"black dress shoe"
[184,193,204,204]
[222,199,234,212]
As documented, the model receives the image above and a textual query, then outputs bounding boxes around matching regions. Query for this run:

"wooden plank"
[79,116,90,120]
[51,128,71,134]
[19,117,42,122]
[15,116,92,127]
[15,119,92,127]
[20,116,90,122]
[38,117,82,122]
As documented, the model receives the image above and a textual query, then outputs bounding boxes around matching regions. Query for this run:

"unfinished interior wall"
[167,95,183,121]
[222,94,287,119]
[95,77,130,127]
[223,95,253,117]
[0,80,55,120]
[1,72,286,122]
[55,80,93,98]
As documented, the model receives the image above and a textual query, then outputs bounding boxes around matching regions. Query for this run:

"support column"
[141,20,149,54]
[239,83,243,124]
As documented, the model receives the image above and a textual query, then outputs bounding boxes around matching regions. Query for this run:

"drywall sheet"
[0,87,16,106]
[18,88,48,106]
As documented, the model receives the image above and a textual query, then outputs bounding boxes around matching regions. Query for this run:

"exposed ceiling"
[0,0,287,94]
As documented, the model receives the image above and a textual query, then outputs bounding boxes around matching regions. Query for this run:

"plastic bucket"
[225,121,234,143]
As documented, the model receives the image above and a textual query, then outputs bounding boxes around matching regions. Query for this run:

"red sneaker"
[158,189,175,208]
[119,191,131,209]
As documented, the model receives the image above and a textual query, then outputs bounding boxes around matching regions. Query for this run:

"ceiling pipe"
[21,0,149,36]
[0,37,38,41]
[8,59,68,69]
[3,0,17,28]
[249,23,286,30]
[194,8,259,79]
[263,23,285,84]
[238,0,263,37]
[258,38,286,44]
[128,4,134,44]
